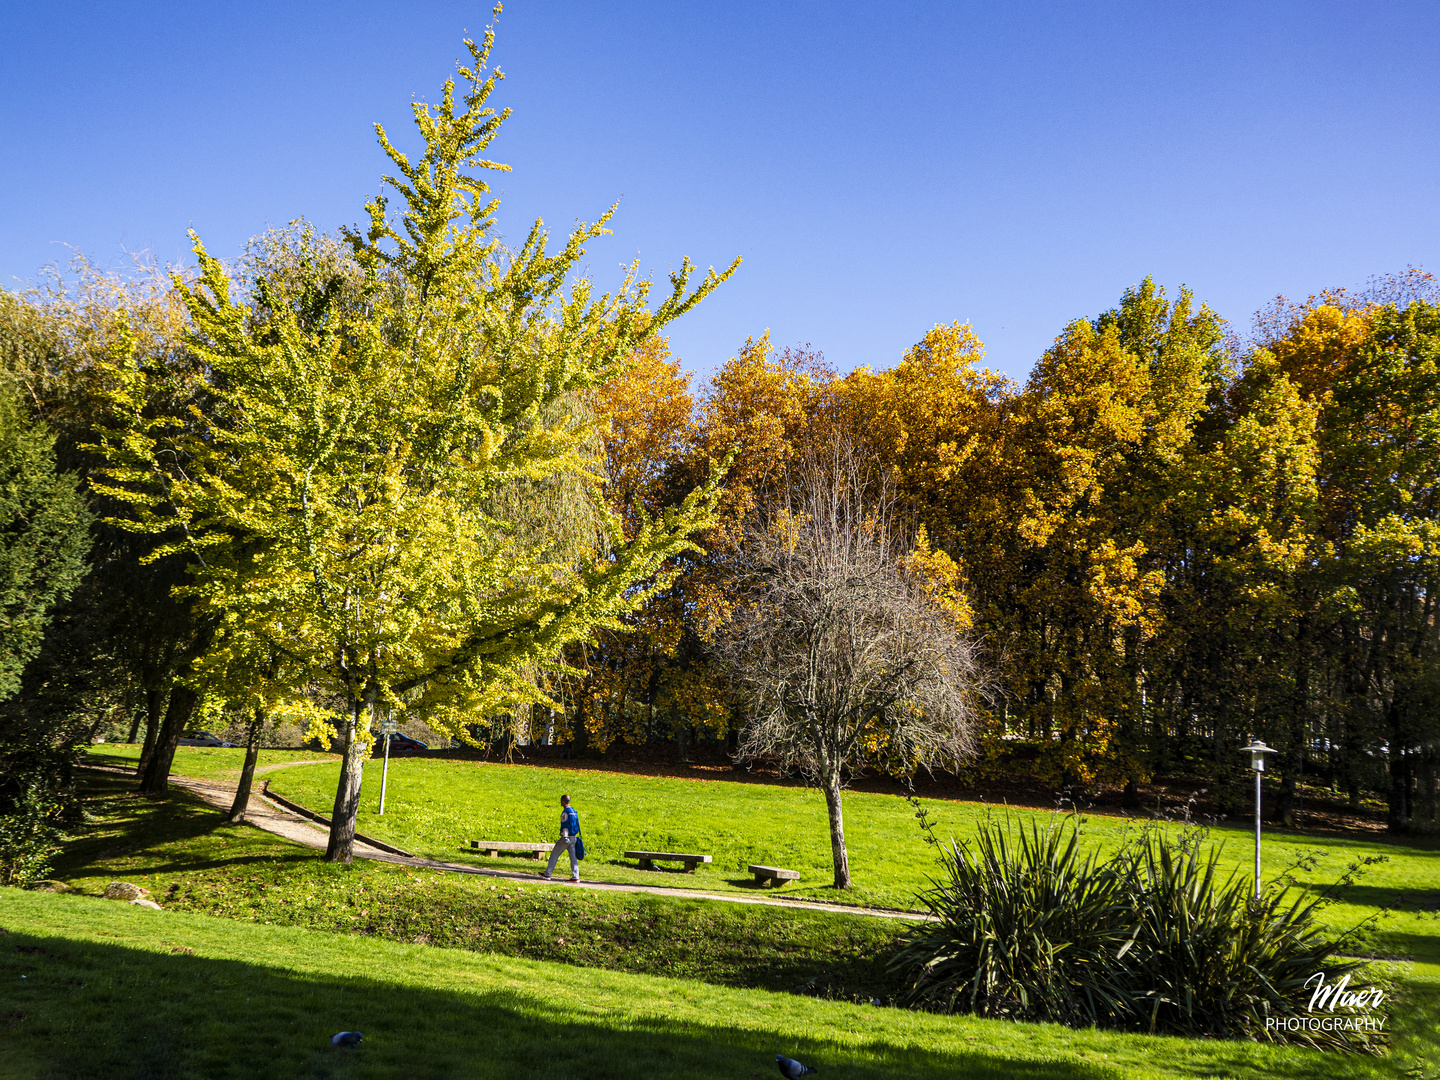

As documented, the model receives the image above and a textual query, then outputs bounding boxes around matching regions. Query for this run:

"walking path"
[85,765,928,922]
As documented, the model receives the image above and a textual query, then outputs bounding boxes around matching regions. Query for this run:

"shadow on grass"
[81,751,142,773]
[1202,818,1440,854]
[54,772,316,886]
[722,875,806,893]
[1313,884,1440,915]
[1357,929,1440,970]
[608,860,706,877]
[0,921,1355,1080]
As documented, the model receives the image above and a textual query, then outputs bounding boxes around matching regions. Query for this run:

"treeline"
[0,266,200,807]
[0,258,1436,834]
[3,27,748,873]
[557,275,1440,833]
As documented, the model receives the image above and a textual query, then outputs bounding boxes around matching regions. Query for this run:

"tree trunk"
[228,712,264,823]
[135,686,167,776]
[1122,777,1141,811]
[1278,614,1310,829]
[1417,747,1436,827]
[1277,769,1298,827]
[1388,745,1412,834]
[138,683,200,795]
[822,772,851,889]
[325,699,369,863]
[571,705,590,759]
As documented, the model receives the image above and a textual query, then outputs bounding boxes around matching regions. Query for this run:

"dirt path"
[89,766,927,922]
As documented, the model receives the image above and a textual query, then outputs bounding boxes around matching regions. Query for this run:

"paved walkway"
[85,764,928,922]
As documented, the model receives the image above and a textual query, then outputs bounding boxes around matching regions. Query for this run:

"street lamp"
[378,715,398,815]
[1241,740,1276,899]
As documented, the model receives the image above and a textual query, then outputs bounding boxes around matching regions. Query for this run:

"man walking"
[541,793,581,883]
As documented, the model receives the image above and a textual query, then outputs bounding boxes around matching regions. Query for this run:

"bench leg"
[528,851,541,859]
[639,859,653,871]
[483,850,498,858]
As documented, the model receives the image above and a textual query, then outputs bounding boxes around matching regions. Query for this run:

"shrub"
[891,814,1381,1052]
[0,778,67,886]
[1120,834,1366,1046]
[888,815,1134,1024]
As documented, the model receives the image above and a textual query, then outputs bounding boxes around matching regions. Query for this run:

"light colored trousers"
[546,835,578,878]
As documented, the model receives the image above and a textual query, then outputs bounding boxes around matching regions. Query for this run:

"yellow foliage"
[1268,303,1375,403]
[903,526,974,630]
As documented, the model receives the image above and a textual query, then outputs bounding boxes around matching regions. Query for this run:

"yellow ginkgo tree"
[92,23,736,861]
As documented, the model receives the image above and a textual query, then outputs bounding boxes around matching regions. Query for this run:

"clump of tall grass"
[891,811,1384,1052]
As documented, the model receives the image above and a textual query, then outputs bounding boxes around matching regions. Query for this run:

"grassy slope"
[246,754,1440,977]
[2,887,1417,1080]
[86,744,338,780]
[28,769,1437,1075]
[51,774,907,1001]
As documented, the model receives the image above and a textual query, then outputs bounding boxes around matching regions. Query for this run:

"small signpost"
[1242,739,1276,899]
[378,715,399,816]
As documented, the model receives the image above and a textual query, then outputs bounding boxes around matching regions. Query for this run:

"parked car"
[380,732,428,754]
[177,730,239,748]
[302,731,429,753]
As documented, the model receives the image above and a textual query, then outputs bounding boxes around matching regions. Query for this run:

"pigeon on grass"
[331,1032,363,1048]
[776,1054,816,1077]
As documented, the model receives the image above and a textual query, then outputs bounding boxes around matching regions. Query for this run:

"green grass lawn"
[243,753,1440,978]
[86,743,338,781]
[5,885,1427,1080]
[51,773,907,1002]
[28,768,1438,1075]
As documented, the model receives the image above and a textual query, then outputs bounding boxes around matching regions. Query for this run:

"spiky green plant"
[892,815,1384,1052]
[1122,834,1373,1051]
[892,814,1133,1024]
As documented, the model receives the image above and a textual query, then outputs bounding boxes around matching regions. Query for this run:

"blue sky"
[2,2,1436,382]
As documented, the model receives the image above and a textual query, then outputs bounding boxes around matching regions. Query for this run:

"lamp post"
[1241,740,1276,899]
[378,715,398,815]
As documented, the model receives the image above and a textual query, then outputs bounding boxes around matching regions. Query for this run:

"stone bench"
[749,864,800,887]
[624,850,713,873]
[470,840,553,859]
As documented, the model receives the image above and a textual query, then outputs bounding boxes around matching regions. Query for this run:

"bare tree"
[714,442,986,888]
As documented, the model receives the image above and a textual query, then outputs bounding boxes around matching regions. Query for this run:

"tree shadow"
[1204,817,1440,854]
[0,919,1357,1080]
[82,751,142,772]
[54,772,317,885]
[1306,883,1440,915]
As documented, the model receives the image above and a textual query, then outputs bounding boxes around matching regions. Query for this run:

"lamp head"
[1241,740,1275,772]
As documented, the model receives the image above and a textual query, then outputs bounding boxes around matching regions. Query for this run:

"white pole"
[379,730,391,816]
[1254,766,1262,900]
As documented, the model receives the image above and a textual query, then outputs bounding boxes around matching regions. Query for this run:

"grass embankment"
[86,743,337,781]
[51,774,904,1000]
[4,886,1419,1080]
[246,754,1440,971]
[29,768,1439,1075]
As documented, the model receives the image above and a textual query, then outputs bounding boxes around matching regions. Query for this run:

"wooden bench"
[624,850,713,873]
[470,840,553,859]
[749,864,800,887]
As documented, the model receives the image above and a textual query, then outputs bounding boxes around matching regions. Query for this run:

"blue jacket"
[560,806,579,839]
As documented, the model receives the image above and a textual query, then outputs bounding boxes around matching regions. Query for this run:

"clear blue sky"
[2,2,1436,382]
